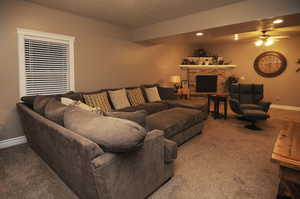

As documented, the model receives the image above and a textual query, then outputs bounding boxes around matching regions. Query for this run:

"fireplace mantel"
[179,65,237,69]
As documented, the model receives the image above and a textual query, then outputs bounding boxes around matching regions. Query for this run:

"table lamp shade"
[170,75,181,83]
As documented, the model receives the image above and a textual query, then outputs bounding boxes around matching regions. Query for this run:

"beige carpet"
[150,115,284,199]
[0,112,292,199]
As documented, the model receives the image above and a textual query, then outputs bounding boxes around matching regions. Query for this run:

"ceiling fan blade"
[270,35,289,39]
[259,36,268,39]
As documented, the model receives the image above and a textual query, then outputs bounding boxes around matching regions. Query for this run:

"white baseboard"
[0,136,27,150]
[271,104,300,111]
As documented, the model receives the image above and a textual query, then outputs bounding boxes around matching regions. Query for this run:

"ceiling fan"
[255,30,289,46]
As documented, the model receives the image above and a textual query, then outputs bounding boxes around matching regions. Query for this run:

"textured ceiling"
[26,0,246,28]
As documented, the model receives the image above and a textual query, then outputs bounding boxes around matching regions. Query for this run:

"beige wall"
[0,0,192,141]
[201,36,300,107]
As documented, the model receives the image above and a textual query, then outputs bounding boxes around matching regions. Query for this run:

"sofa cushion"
[83,92,112,112]
[33,95,52,115]
[64,107,147,153]
[240,104,265,111]
[146,107,206,138]
[165,98,208,113]
[104,110,147,127]
[127,88,145,106]
[243,109,269,120]
[144,87,161,102]
[44,98,68,125]
[22,91,83,107]
[118,102,169,115]
[158,87,177,100]
[108,88,131,109]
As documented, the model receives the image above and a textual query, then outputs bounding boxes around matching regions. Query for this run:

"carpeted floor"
[0,110,295,199]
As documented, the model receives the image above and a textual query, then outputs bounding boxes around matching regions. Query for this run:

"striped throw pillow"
[83,92,112,112]
[127,88,145,106]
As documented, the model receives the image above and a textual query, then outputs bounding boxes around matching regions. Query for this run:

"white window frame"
[17,28,75,97]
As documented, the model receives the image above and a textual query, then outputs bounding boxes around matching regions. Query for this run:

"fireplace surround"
[180,67,235,94]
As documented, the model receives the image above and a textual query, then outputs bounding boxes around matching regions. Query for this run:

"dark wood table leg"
[207,96,210,115]
[224,99,227,120]
[217,100,220,118]
[214,100,219,119]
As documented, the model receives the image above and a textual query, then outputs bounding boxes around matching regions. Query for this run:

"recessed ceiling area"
[145,13,300,45]
[26,0,246,28]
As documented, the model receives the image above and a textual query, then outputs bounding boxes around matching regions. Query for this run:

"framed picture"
[181,80,189,88]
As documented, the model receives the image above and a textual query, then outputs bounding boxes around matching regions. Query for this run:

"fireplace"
[196,75,217,92]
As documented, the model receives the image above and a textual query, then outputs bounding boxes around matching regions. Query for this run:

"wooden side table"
[207,94,228,119]
[272,122,300,199]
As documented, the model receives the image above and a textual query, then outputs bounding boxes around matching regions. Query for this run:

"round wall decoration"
[254,51,287,78]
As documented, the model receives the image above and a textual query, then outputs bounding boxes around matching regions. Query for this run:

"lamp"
[170,75,181,91]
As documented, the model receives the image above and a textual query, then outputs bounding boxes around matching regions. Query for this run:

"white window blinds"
[18,29,74,97]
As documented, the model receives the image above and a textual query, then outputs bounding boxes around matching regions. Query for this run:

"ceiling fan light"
[264,39,274,46]
[255,40,263,46]
[234,34,239,40]
[273,19,283,24]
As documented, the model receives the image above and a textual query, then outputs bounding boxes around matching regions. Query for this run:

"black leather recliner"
[229,84,272,115]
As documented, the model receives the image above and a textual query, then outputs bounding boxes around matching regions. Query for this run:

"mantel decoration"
[180,48,231,66]
[254,51,287,78]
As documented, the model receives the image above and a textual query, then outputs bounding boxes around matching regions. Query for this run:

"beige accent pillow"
[61,97,76,106]
[83,92,112,112]
[74,101,104,115]
[61,97,103,115]
[144,87,161,102]
[127,88,145,106]
[108,89,131,110]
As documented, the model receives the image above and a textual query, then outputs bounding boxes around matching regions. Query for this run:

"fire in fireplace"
[196,75,217,92]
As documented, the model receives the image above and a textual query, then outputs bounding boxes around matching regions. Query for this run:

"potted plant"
[224,76,239,92]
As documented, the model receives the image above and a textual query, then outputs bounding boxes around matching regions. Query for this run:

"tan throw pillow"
[61,97,76,106]
[127,88,145,106]
[108,88,131,110]
[144,87,161,102]
[83,92,112,112]
[61,97,103,115]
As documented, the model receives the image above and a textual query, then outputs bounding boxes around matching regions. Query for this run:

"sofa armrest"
[229,97,243,114]
[229,97,239,104]
[17,103,104,199]
[164,139,177,163]
[91,130,165,169]
[90,130,176,199]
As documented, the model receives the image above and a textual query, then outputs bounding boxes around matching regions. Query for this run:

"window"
[17,28,75,97]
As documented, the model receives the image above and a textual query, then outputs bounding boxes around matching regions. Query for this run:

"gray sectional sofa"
[17,84,208,199]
